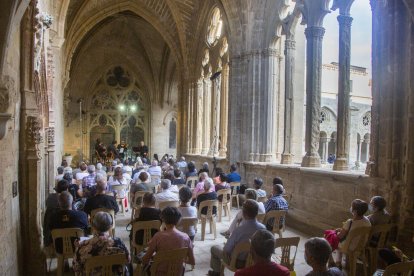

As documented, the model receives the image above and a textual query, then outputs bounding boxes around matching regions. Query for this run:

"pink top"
[147,228,194,275]
[192,181,215,198]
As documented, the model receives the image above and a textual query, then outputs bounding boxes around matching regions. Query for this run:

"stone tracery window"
[106,66,131,88]
[207,8,223,46]
[362,112,371,127]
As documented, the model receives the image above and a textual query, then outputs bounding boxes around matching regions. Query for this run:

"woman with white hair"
[73,211,130,275]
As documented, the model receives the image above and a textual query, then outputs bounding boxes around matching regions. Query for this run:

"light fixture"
[130,105,137,112]
[119,104,126,111]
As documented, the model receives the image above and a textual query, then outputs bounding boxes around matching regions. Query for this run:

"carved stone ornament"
[0,76,15,139]
[47,127,55,145]
[26,116,43,148]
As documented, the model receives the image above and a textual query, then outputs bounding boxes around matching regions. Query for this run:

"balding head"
[200,172,208,180]
[96,174,107,192]
[87,164,96,173]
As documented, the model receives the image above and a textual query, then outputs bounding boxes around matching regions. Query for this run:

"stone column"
[219,63,229,157]
[201,77,212,155]
[300,0,331,167]
[209,74,221,156]
[47,127,55,193]
[186,82,194,154]
[194,80,204,154]
[281,10,301,164]
[332,0,355,171]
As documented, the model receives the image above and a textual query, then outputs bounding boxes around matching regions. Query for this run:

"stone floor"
[47,209,314,275]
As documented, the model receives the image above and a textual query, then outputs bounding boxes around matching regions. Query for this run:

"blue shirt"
[227,172,241,183]
[264,194,289,226]
[223,219,266,258]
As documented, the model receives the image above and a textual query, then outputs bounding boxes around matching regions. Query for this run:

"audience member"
[212,167,224,184]
[82,165,97,194]
[55,166,64,184]
[96,163,107,179]
[235,229,290,276]
[264,184,288,231]
[172,169,186,185]
[185,162,198,178]
[63,172,83,200]
[192,172,213,199]
[147,160,162,177]
[155,179,179,205]
[197,179,218,215]
[177,156,187,169]
[227,164,241,183]
[368,196,391,226]
[142,207,195,275]
[209,200,265,276]
[177,187,198,241]
[253,177,266,197]
[83,176,119,215]
[73,212,129,274]
[305,237,343,276]
[130,172,150,197]
[108,167,129,212]
[272,176,284,186]
[198,162,210,176]
[215,173,230,202]
[75,163,88,180]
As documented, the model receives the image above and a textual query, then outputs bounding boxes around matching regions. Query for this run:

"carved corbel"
[298,0,331,27]
[26,116,43,157]
[331,0,355,16]
[282,4,302,40]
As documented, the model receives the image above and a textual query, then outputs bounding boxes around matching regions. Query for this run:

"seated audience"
[264,184,289,231]
[305,237,344,276]
[196,179,218,215]
[368,196,391,226]
[75,163,88,181]
[185,162,198,178]
[73,212,129,275]
[198,162,210,176]
[82,165,97,197]
[253,177,266,197]
[177,156,187,169]
[177,187,198,241]
[212,167,224,184]
[147,160,162,177]
[192,172,213,199]
[227,164,241,183]
[273,176,284,186]
[55,166,64,185]
[96,163,107,179]
[130,172,150,198]
[377,236,413,273]
[130,193,161,245]
[155,179,179,205]
[221,189,265,237]
[209,200,266,276]
[83,176,119,215]
[215,173,230,202]
[63,172,83,201]
[235,229,290,276]
[49,192,88,254]
[334,199,371,267]
[142,207,195,275]
[108,166,129,198]
[172,169,186,185]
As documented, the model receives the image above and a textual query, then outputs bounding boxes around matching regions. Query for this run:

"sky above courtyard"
[322,0,372,72]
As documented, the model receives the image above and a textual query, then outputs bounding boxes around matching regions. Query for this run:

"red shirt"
[235,261,290,276]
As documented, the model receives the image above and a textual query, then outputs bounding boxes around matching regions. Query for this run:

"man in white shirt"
[155,179,179,206]
[147,160,162,177]
[177,156,187,169]
[75,163,89,181]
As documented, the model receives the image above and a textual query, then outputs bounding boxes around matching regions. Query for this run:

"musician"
[95,139,107,161]
[117,140,127,160]
[107,140,118,160]
[135,141,149,159]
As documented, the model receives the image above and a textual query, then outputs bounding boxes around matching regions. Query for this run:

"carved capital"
[26,116,43,149]
[305,26,326,40]
[47,127,55,146]
[299,0,331,27]
[262,48,280,57]
[0,76,15,113]
[331,0,355,16]
[285,39,296,50]
[337,14,354,27]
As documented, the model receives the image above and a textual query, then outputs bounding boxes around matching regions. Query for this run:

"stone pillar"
[332,0,355,171]
[219,63,229,157]
[281,10,301,164]
[194,80,204,154]
[209,74,221,156]
[300,0,331,167]
[201,77,212,155]
[47,127,55,193]
[186,82,194,154]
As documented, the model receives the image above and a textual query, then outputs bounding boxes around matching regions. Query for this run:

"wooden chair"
[135,247,189,276]
[229,182,241,209]
[131,220,161,255]
[111,184,129,215]
[85,253,128,276]
[90,208,116,236]
[131,191,146,220]
[217,189,231,222]
[263,210,287,238]
[273,237,300,271]
[383,261,414,276]
[367,223,394,274]
[256,213,266,223]
[186,176,199,190]
[177,217,198,240]
[220,241,252,275]
[197,200,218,241]
[158,200,179,210]
[51,228,84,276]
[258,196,267,203]
[339,226,371,276]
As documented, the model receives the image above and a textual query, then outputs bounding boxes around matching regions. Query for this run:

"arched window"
[206,8,223,46]
[169,117,177,149]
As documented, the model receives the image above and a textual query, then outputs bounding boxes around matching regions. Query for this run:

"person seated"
[55,166,65,185]
[196,179,218,215]
[75,163,89,181]
[334,199,371,267]
[215,173,230,202]
[83,176,119,215]
[177,156,187,169]
[209,200,266,276]
[73,212,129,275]
[142,207,195,275]
[130,193,161,246]
[130,172,150,198]
[185,162,198,178]
[177,187,198,241]
[272,176,284,186]
[235,229,290,276]
[108,167,129,211]
[192,172,213,199]
[172,169,186,185]
[147,160,162,177]
[82,165,97,196]
[304,237,344,276]
[155,179,179,206]
[227,163,241,183]
[264,184,289,231]
[132,162,151,184]
[198,162,210,176]
[368,196,391,226]
[96,163,107,179]
[212,167,224,184]
[49,192,88,254]
[253,177,266,197]
[376,236,413,274]
[63,172,83,201]
[221,189,265,238]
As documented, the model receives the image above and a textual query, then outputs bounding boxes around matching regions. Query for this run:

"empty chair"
[263,210,287,238]
[273,237,300,271]
[217,188,231,222]
[367,223,394,274]
[186,176,199,190]
[131,220,161,254]
[383,260,414,276]
[230,182,241,209]
[197,199,218,241]
[85,253,129,276]
[90,208,115,236]
[220,242,252,275]
[51,228,84,276]
[111,184,129,215]
[158,200,179,210]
